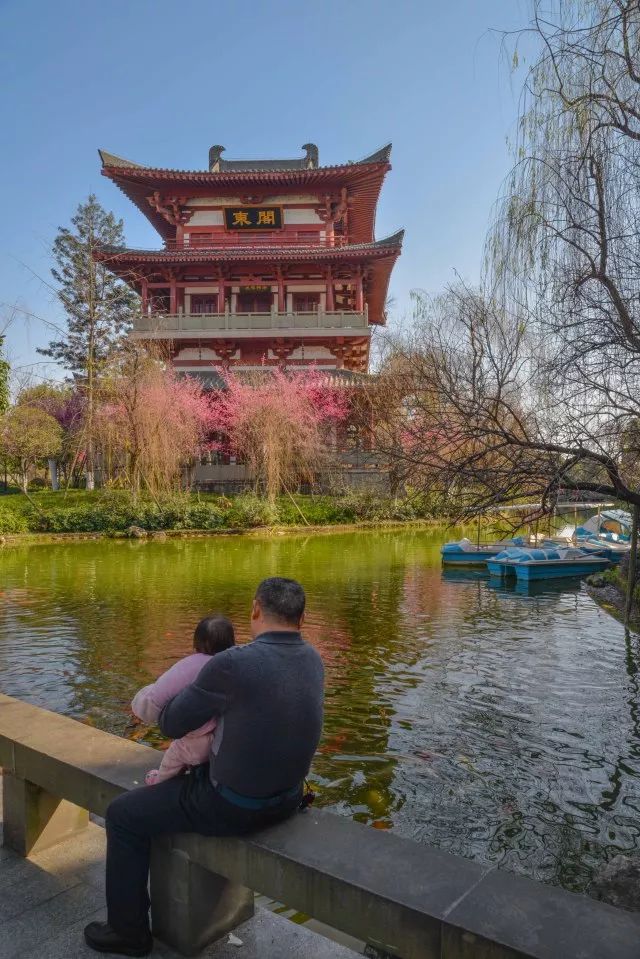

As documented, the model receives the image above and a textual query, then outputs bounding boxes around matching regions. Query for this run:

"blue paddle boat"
[542,537,625,564]
[487,546,612,582]
[576,540,627,564]
[441,536,525,567]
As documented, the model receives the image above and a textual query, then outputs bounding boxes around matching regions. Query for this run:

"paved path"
[0,786,361,959]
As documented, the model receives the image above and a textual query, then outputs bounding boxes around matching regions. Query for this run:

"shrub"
[330,491,394,522]
[182,503,226,530]
[30,497,229,534]
[276,496,354,525]
[225,493,277,528]
[0,510,29,534]
[29,476,50,490]
[33,505,124,533]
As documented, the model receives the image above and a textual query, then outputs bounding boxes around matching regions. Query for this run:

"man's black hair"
[255,577,305,627]
[193,615,235,655]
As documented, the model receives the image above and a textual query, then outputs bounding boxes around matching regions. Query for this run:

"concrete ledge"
[0,814,361,959]
[2,694,640,958]
[0,695,153,817]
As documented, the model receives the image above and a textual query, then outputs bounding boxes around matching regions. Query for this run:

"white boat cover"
[580,509,632,537]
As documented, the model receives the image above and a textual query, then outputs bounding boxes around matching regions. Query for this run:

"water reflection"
[1,529,639,892]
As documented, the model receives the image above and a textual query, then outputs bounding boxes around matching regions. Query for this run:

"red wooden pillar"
[277,270,285,312]
[169,275,177,314]
[355,269,364,313]
[217,280,226,314]
[325,268,335,312]
[141,278,148,314]
[326,220,335,248]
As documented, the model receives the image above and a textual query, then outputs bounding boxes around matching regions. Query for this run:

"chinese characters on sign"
[224,207,283,230]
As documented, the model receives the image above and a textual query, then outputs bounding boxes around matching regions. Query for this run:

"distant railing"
[164,232,349,250]
[133,309,369,335]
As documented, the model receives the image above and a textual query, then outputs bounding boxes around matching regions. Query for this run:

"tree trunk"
[625,504,639,626]
[48,458,59,492]
[129,451,140,504]
[85,224,97,492]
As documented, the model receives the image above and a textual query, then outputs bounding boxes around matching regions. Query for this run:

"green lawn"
[1,488,107,510]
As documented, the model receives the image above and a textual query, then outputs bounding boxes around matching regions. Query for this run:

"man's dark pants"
[106,764,300,939]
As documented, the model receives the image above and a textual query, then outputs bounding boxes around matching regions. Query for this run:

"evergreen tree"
[0,336,9,415]
[38,195,138,488]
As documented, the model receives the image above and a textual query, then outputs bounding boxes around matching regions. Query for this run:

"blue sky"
[0,0,531,379]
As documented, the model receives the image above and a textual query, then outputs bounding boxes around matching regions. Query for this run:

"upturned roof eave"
[99,149,393,243]
[95,231,403,265]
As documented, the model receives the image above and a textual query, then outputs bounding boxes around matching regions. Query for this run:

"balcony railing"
[133,310,369,335]
[164,232,349,251]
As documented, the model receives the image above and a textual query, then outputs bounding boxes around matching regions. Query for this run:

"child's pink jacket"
[131,653,216,783]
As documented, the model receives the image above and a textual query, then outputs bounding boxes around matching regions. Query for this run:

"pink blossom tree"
[95,350,211,498]
[17,384,86,487]
[208,369,349,504]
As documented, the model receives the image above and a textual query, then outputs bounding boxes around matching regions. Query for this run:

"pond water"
[1,528,639,893]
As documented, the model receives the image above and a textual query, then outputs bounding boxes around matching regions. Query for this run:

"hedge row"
[0,491,444,535]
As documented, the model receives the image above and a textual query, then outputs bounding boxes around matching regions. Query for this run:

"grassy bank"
[587,557,640,632]
[0,488,445,537]
[587,564,640,631]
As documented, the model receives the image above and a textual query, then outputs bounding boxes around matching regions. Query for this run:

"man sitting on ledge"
[84,577,324,957]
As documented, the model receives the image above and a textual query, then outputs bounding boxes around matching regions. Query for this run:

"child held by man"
[131,615,235,785]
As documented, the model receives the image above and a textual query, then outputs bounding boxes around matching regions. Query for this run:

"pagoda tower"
[96,143,402,382]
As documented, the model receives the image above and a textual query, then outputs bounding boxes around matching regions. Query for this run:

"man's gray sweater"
[160,631,324,798]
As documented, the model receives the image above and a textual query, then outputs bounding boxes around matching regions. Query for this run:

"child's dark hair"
[193,615,235,655]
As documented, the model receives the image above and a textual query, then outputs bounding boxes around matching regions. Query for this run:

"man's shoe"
[84,921,153,957]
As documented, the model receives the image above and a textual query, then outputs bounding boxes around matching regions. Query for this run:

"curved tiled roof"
[98,144,391,176]
[99,145,393,244]
[96,232,402,327]
[97,230,403,264]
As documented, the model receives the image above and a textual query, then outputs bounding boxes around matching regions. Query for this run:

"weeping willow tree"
[363,3,640,616]
[371,7,640,504]
[489,1,640,364]
[484,0,640,610]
